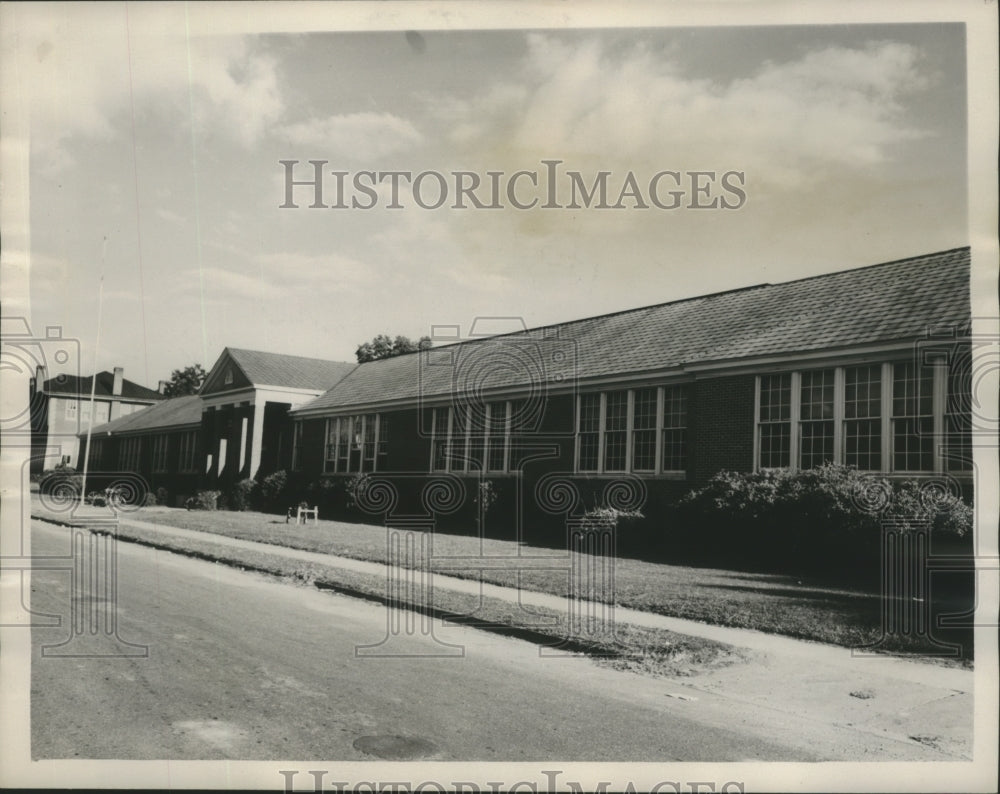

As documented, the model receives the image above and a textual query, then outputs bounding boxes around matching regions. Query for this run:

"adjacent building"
[31,366,164,472]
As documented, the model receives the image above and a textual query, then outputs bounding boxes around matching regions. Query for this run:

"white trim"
[931,354,948,474]
[573,394,581,472]
[752,375,761,472]
[789,370,801,472]
[756,359,953,475]
[597,392,607,474]
[832,367,845,470]
[880,362,893,472]
[625,390,635,473]
[575,384,688,476]
[654,386,664,475]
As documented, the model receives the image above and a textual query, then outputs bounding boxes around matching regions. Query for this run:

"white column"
[248,393,267,479]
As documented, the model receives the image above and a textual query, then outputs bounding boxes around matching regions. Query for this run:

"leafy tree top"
[356,334,432,363]
[162,363,206,396]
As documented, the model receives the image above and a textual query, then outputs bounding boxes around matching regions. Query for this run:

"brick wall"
[690,374,756,483]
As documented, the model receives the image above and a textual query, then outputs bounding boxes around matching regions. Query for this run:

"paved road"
[27,520,940,762]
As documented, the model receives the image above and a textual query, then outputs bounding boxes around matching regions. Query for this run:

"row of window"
[429,400,533,473]
[757,361,971,473]
[292,358,971,478]
[87,431,199,474]
[321,414,389,473]
[65,400,143,423]
[577,386,687,474]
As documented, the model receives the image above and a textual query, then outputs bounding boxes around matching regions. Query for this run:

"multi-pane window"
[377,416,389,467]
[799,369,835,469]
[603,391,628,472]
[758,358,967,475]
[892,361,934,471]
[291,421,304,471]
[427,401,521,474]
[323,420,337,470]
[362,413,378,469]
[431,407,450,472]
[486,401,508,472]
[758,374,792,468]
[151,435,169,472]
[325,415,387,473]
[631,388,657,471]
[662,386,688,472]
[467,406,486,472]
[946,354,972,472]
[578,394,601,472]
[87,438,104,469]
[844,365,882,470]
[577,385,689,475]
[337,418,350,472]
[178,431,198,473]
[118,437,141,471]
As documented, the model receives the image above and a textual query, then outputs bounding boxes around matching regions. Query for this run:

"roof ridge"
[759,245,969,290]
[227,346,355,366]
[371,246,971,357]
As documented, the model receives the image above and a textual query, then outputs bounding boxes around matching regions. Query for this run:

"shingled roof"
[224,348,357,391]
[42,371,164,402]
[82,394,203,438]
[294,247,970,415]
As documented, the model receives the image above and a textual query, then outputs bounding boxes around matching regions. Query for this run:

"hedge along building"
[288,247,973,541]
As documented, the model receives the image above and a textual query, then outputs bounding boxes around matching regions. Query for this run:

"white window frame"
[326,414,384,474]
[427,401,517,474]
[575,385,689,476]
[754,359,954,474]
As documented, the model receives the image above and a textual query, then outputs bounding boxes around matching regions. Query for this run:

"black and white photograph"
[1,1,997,791]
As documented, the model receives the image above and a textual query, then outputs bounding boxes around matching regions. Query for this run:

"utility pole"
[79,236,107,506]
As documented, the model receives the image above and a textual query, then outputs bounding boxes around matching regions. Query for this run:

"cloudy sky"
[6,4,971,388]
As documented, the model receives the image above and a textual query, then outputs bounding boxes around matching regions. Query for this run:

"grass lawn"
[33,499,973,663]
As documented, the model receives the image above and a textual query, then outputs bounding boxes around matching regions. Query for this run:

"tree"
[162,363,206,396]
[355,334,432,363]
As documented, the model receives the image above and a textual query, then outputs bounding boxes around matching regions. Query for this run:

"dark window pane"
[844,418,881,470]
[759,374,791,422]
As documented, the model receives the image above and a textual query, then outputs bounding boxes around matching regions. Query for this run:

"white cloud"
[281,112,423,159]
[439,35,930,188]
[9,5,285,167]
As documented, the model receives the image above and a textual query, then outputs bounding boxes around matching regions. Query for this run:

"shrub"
[143,492,158,507]
[344,473,372,511]
[229,478,257,511]
[39,466,82,498]
[155,486,170,506]
[185,490,221,511]
[580,505,645,533]
[86,491,107,508]
[258,470,288,508]
[476,479,499,516]
[676,464,973,570]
